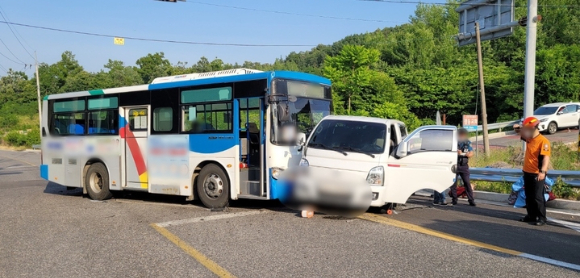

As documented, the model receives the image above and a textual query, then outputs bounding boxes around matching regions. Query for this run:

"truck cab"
[299,115,457,207]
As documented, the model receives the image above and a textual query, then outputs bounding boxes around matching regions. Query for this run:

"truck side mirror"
[396,142,408,158]
[297,132,306,152]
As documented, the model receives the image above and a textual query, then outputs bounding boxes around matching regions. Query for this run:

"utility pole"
[523,0,538,120]
[523,0,539,151]
[35,51,41,133]
[475,22,490,157]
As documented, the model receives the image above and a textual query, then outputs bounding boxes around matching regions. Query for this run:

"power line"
[0,50,23,64]
[186,1,406,24]
[0,37,26,64]
[0,11,35,60]
[0,20,316,47]
[0,4,35,57]
[0,63,7,72]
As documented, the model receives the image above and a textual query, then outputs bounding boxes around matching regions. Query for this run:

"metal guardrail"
[31,144,41,150]
[475,120,520,132]
[471,168,580,187]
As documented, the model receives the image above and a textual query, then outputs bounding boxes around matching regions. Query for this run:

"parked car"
[526,102,580,134]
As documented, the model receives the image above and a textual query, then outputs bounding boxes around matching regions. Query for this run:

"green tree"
[135,52,171,83]
[323,45,380,114]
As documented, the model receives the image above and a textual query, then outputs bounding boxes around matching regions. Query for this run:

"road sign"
[114,37,125,45]
[463,115,478,132]
[456,0,517,46]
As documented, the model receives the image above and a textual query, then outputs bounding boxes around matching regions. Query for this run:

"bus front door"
[122,106,149,190]
[238,98,265,198]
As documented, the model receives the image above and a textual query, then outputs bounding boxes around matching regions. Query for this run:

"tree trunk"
[348,96,351,115]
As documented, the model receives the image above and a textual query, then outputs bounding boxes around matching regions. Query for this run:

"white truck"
[298,115,458,209]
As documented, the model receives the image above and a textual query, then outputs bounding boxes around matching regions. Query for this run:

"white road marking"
[520,253,580,272]
[547,217,580,233]
[114,199,206,209]
[5,165,37,169]
[156,210,267,228]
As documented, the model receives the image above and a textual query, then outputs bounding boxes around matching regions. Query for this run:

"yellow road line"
[151,223,236,278]
[358,213,522,256]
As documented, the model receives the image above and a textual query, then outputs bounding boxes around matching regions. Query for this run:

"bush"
[0,114,18,130]
[26,128,40,146]
[552,177,576,199]
[4,131,26,146]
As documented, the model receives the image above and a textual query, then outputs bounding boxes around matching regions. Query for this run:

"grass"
[470,143,580,200]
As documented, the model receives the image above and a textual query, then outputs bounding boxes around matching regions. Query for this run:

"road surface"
[473,129,578,149]
[1,150,579,277]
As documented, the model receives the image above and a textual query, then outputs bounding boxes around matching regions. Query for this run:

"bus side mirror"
[277,103,290,122]
[396,142,408,158]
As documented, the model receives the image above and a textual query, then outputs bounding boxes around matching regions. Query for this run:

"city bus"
[40,69,333,208]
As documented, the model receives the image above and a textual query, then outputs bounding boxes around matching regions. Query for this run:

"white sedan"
[527,102,580,134]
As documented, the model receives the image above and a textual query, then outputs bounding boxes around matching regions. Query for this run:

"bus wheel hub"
[204,174,223,199]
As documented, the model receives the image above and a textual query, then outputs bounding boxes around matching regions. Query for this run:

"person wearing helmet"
[450,127,476,206]
[513,117,551,226]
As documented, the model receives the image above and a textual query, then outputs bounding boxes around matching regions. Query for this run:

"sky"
[0,0,446,75]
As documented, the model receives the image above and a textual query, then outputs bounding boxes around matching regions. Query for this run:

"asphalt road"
[1,150,580,277]
[481,129,579,148]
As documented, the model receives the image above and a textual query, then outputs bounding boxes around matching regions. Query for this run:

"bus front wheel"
[197,164,229,209]
[85,163,113,200]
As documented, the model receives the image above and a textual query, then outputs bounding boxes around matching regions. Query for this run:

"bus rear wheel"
[197,164,229,209]
[85,163,113,201]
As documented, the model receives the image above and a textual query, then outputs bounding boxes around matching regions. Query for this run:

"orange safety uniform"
[523,134,551,174]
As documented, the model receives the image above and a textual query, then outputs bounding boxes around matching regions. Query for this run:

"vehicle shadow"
[408,195,580,225]
[421,218,580,266]
[43,182,83,197]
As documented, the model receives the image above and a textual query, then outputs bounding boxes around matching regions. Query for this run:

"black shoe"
[440,202,448,206]
[519,216,536,222]
[452,200,458,206]
[433,202,440,206]
[535,219,547,226]
[469,202,476,207]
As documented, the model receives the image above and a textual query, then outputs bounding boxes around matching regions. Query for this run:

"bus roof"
[44,69,331,100]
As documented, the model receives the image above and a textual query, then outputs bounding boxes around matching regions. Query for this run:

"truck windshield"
[308,120,386,154]
[534,106,558,115]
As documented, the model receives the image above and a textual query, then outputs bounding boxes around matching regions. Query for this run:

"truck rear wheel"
[85,163,113,200]
[197,164,230,209]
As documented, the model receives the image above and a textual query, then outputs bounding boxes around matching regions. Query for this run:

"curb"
[475,190,580,211]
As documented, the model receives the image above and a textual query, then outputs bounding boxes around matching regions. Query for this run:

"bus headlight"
[366,166,384,186]
[272,168,284,180]
[299,158,309,167]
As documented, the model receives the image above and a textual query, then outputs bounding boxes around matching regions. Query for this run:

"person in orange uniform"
[513,117,551,226]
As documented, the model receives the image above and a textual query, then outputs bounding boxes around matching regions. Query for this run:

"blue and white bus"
[40,69,333,208]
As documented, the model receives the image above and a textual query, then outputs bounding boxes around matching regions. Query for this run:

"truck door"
[384,126,457,204]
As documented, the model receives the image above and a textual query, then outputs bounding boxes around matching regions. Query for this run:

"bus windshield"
[290,98,331,136]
